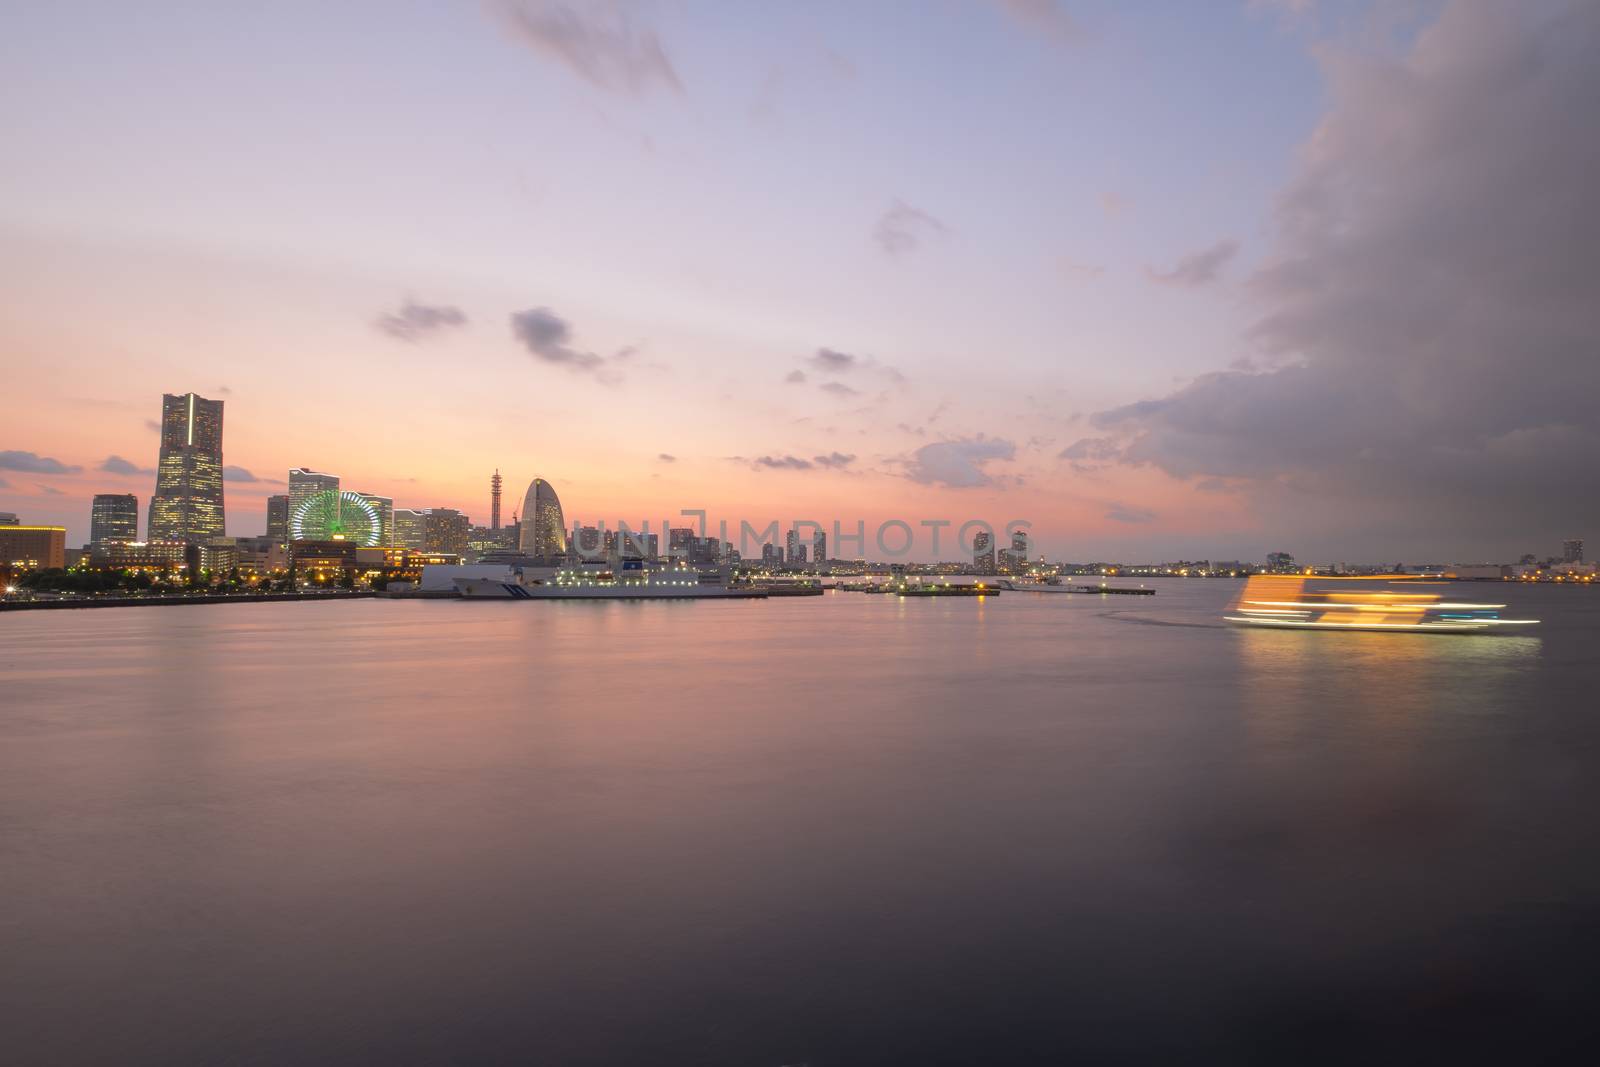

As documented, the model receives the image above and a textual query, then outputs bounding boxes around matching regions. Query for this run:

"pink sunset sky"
[3,1,1595,561]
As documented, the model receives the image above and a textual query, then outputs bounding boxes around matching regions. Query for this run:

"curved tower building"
[519,478,567,562]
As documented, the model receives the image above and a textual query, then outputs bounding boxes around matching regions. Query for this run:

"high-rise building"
[266,494,289,542]
[813,530,826,565]
[491,470,503,531]
[288,468,339,510]
[973,530,995,574]
[573,524,603,558]
[148,392,225,542]
[423,508,471,556]
[761,542,783,566]
[353,492,393,547]
[1267,551,1297,573]
[90,494,139,544]
[1,526,67,569]
[785,528,807,564]
[668,527,695,561]
[519,478,567,562]
[393,509,426,550]
[1563,538,1584,564]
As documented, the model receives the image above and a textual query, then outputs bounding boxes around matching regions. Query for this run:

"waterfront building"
[393,508,426,549]
[353,492,393,547]
[813,531,826,566]
[668,527,695,562]
[424,508,471,556]
[518,478,567,562]
[491,470,503,530]
[290,490,383,546]
[785,529,807,565]
[1,526,67,569]
[290,539,359,584]
[88,539,187,571]
[198,537,239,573]
[266,494,290,542]
[1564,538,1584,564]
[1266,551,1297,574]
[973,531,995,575]
[761,542,783,566]
[148,392,225,542]
[90,494,139,544]
[288,468,340,511]
[233,535,289,574]
[573,524,603,559]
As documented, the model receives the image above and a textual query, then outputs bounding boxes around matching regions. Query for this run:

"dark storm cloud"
[376,300,467,342]
[100,455,153,476]
[1144,239,1239,287]
[874,200,948,256]
[0,450,81,475]
[1082,1,1600,554]
[905,437,1016,488]
[495,0,682,96]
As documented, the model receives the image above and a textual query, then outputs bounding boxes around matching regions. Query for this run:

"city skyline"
[3,2,1597,560]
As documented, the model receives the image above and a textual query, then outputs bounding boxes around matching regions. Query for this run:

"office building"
[353,492,393,547]
[88,539,188,570]
[1,526,67,569]
[1564,539,1584,564]
[761,542,783,566]
[573,524,604,558]
[288,468,339,510]
[393,508,426,549]
[266,494,290,542]
[813,530,826,565]
[148,392,225,542]
[668,527,696,561]
[518,478,567,562]
[424,508,471,556]
[90,494,139,544]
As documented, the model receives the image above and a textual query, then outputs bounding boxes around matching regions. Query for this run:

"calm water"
[3,580,1598,1064]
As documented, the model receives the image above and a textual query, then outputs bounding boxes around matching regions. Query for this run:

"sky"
[2,0,1595,562]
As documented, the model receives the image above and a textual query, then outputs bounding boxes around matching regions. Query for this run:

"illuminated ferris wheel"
[289,490,381,546]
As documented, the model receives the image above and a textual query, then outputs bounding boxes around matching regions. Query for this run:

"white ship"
[454,561,767,600]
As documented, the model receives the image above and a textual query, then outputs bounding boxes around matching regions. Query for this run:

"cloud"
[658,453,676,463]
[495,0,682,96]
[754,455,813,470]
[874,200,948,256]
[376,299,467,342]
[1058,437,1120,461]
[1082,1,1600,555]
[1145,239,1239,287]
[819,381,860,398]
[905,437,1017,488]
[35,483,64,495]
[217,385,234,396]
[0,450,81,474]
[0,477,9,489]
[784,369,807,384]
[809,347,857,373]
[512,307,630,381]
[813,452,856,469]
[100,455,153,476]
[1105,503,1157,524]
[993,0,1084,44]
[144,419,161,433]
[222,465,268,483]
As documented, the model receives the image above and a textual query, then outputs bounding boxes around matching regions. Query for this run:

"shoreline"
[1,592,378,612]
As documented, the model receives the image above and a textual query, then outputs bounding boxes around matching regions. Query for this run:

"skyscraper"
[393,509,426,550]
[1563,538,1584,564]
[813,530,826,565]
[266,494,289,542]
[353,492,393,547]
[423,508,471,555]
[519,478,567,562]
[786,528,804,564]
[288,468,339,512]
[90,494,139,544]
[147,392,225,542]
[973,530,995,574]
[491,470,503,531]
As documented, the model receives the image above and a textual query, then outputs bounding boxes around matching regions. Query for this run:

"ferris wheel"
[289,490,382,546]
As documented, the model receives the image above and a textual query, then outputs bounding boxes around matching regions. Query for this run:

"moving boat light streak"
[1226,576,1540,634]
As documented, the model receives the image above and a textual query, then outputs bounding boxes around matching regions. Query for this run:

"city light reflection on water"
[1,581,1596,1063]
